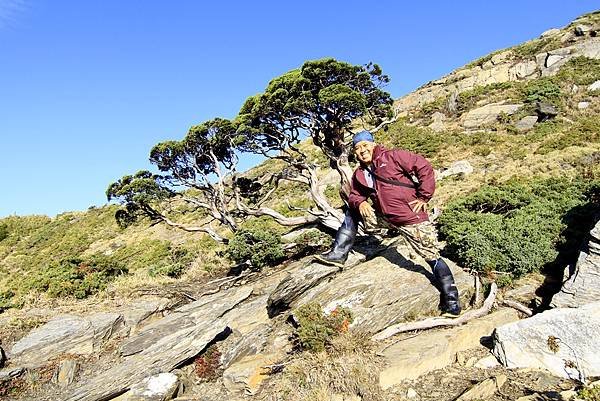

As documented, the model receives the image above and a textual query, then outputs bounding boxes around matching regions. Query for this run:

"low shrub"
[536,116,600,154]
[295,302,353,353]
[0,224,8,242]
[27,254,128,299]
[556,56,600,86]
[523,77,562,105]
[378,122,444,158]
[194,344,222,382]
[226,227,284,269]
[438,178,600,278]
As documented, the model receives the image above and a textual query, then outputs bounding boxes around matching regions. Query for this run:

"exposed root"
[502,299,533,317]
[371,283,498,341]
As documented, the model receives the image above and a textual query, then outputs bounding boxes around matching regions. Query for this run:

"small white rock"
[588,80,600,92]
[407,388,419,399]
[578,102,590,110]
[474,355,500,369]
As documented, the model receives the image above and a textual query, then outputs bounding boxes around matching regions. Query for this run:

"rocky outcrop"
[437,160,474,180]
[492,301,600,381]
[291,245,474,334]
[113,373,179,401]
[461,103,523,128]
[63,286,253,401]
[379,308,519,388]
[551,220,600,308]
[9,312,123,367]
[514,116,538,132]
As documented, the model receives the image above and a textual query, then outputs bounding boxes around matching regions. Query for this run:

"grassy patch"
[556,56,600,86]
[536,116,600,154]
[377,121,445,159]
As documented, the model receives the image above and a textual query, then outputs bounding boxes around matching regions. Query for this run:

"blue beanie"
[352,130,374,146]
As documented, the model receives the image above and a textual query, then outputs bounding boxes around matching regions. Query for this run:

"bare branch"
[371,282,498,341]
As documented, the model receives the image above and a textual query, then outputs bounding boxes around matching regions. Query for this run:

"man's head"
[352,130,376,164]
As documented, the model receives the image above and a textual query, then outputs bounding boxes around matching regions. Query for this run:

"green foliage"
[536,116,600,154]
[512,37,557,58]
[556,56,600,85]
[578,385,600,401]
[378,121,444,158]
[226,227,284,269]
[237,58,392,164]
[0,223,7,242]
[523,77,562,105]
[28,254,128,299]
[295,302,353,353]
[438,178,599,278]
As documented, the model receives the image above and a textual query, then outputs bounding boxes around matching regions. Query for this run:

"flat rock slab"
[9,312,123,367]
[292,245,474,334]
[492,301,600,381]
[379,308,519,388]
[63,286,253,401]
[552,220,600,308]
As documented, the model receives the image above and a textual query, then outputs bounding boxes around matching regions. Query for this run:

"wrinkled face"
[354,141,376,164]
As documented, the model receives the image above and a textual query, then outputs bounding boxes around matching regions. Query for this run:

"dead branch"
[502,299,533,317]
[371,282,498,341]
[474,274,482,307]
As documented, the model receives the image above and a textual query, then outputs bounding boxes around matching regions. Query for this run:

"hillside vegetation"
[1,11,600,312]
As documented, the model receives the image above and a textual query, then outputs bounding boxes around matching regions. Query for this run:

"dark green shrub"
[523,78,562,105]
[0,224,8,242]
[295,302,353,353]
[147,247,193,278]
[226,227,284,269]
[438,178,599,278]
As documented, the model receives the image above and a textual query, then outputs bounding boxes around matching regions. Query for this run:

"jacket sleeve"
[391,149,436,201]
[348,170,369,211]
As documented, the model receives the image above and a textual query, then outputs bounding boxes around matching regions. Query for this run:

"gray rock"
[546,54,564,68]
[492,301,600,381]
[541,28,561,38]
[509,61,538,80]
[578,101,590,109]
[379,308,518,387]
[535,102,558,121]
[63,286,253,401]
[456,375,507,401]
[588,80,600,91]
[552,220,600,308]
[462,103,523,129]
[514,116,538,132]
[575,25,591,36]
[267,261,342,315]
[437,160,474,179]
[115,373,179,401]
[52,359,79,387]
[9,313,122,367]
[428,111,446,132]
[293,245,473,334]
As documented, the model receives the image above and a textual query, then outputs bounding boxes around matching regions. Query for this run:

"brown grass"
[262,331,385,401]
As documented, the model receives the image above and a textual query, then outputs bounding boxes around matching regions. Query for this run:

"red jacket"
[348,145,435,226]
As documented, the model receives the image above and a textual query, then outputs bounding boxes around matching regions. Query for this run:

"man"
[317,130,461,316]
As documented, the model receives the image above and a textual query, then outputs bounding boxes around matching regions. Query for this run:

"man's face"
[354,141,376,164]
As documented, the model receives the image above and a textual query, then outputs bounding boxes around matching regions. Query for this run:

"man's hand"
[359,201,375,221]
[409,199,428,213]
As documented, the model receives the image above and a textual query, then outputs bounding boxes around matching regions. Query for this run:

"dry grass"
[263,331,385,401]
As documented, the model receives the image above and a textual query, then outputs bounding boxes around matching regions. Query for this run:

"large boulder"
[492,301,600,381]
[379,308,519,388]
[291,244,474,334]
[552,220,600,308]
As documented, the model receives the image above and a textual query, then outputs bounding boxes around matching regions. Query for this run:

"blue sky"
[0,1,596,217]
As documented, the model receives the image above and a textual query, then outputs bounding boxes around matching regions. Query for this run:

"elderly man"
[318,130,461,316]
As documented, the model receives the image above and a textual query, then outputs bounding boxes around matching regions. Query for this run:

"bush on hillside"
[377,122,444,159]
[28,254,128,299]
[226,227,284,269]
[523,77,562,105]
[294,302,354,353]
[438,178,600,278]
[0,224,7,242]
[556,56,600,86]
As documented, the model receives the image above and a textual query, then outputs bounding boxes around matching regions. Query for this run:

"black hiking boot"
[429,258,462,317]
[315,227,356,267]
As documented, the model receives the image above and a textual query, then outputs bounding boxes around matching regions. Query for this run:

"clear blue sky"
[0,1,596,217]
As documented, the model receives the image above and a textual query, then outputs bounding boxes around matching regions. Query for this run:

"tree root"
[502,299,533,317]
[371,283,498,341]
